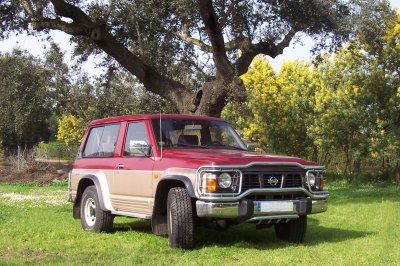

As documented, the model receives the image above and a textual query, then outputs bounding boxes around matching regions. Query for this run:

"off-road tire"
[167,187,194,249]
[274,215,307,243]
[80,185,114,232]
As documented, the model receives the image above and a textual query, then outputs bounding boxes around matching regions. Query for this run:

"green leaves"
[0,49,51,152]
[223,11,400,177]
[224,57,315,158]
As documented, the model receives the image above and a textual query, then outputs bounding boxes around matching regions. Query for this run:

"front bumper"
[196,198,328,221]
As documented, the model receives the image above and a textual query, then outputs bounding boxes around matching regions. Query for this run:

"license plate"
[257,201,294,213]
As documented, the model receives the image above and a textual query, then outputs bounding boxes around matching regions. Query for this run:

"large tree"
[0,0,394,116]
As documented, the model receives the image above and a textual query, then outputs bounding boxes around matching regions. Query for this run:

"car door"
[77,123,120,203]
[111,120,155,216]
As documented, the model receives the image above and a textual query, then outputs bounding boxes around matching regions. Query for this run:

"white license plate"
[257,201,294,213]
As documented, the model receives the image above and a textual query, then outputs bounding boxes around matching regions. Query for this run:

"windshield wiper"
[206,144,246,151]
[173,144,210,149]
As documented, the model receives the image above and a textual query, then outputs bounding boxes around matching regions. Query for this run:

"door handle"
[117,164,125,169]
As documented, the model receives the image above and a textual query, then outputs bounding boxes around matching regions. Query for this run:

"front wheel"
[274,215,307,243]
[80,185,114,232]
[167,187,194,249]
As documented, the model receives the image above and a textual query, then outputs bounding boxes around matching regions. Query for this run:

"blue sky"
[0,0,399,76]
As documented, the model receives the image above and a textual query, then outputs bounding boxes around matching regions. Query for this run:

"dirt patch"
[0,161,71,184]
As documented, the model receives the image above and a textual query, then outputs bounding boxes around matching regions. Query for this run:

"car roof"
[88,114,226,126]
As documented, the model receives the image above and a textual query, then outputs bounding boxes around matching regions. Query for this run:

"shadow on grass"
[193,222,372,249]
[111,217,372,249]
[112,219,153,233]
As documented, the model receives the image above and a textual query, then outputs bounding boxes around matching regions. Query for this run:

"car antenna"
[159,111,163,160]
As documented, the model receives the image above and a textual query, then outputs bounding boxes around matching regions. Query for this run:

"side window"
[83,124,120,157]
[124,122,150,156]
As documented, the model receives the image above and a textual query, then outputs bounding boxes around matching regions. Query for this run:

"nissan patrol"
[67,114,328,249]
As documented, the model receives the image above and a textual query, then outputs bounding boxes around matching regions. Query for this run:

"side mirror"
[127,141,152,157]
[246,142,256,152]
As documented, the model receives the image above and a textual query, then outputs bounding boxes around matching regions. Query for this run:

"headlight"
[308,172,316,187]
[306,171,325,191]
[199,170,241,194]
[218,173,232,188]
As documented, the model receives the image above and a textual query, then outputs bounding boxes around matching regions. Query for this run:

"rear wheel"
[167,187,194,249]
[274,215,307,243]
[80,185,114,232]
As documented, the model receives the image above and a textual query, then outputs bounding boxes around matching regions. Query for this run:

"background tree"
[223,58,317,158]
[0,49,51,153]
[223,11,400,182]
[45,42,73,115]
[1,0,395,117]
[57,114,85,145]
[310,46,373,176]
[64,70,176,122]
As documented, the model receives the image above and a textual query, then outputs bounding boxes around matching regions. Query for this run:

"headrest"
[178,135,199,146]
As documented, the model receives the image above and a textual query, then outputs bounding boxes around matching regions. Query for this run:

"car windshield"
[151,118,247,150]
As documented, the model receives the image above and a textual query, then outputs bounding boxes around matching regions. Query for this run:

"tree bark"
[193,77,245,116]
[353,157,361,174]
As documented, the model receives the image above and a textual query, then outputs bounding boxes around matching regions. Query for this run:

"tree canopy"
[1,0,395,116]
[0,49,51,152]
[223,12,400,180]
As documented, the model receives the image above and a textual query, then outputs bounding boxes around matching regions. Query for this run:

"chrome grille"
[284,174,303,188]
[241,169,304,191]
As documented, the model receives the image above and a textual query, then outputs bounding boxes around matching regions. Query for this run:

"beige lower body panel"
[110,194,154,216]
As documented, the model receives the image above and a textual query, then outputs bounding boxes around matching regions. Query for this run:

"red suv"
[67,114,328,249]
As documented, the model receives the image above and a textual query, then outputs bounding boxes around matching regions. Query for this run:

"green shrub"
[36,142,79,161]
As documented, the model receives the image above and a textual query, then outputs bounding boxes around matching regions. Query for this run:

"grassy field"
[0,182,399,265]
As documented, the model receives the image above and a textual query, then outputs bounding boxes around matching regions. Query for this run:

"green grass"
[0,182,399,265]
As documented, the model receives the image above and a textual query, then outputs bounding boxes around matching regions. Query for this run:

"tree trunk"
[344,148,353,183]
[353,157,361,174]
[395,161,400,188]
[192,76,246,117]
[311,146,318,163]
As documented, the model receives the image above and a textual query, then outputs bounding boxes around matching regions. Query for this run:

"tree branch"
[235,29,297,75]
[32,18,89,35]
[105,0,114,22]
[181,58,208,78]
[169,30,213,52]
[50,0,93,26]
[20,0,35,17]
[219,0,241,28]
[96,30,194,111]
[198,0,233,79]
[224,35,249,51]
[38,0,194,112]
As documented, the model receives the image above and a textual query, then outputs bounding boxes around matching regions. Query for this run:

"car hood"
[161,148,319,167]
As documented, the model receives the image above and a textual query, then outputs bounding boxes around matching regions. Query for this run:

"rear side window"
[124,122,150,156]
[83,124,120,157]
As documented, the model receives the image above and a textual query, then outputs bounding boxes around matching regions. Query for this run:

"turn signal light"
[206,177,217,193]
[319,178,325,190]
